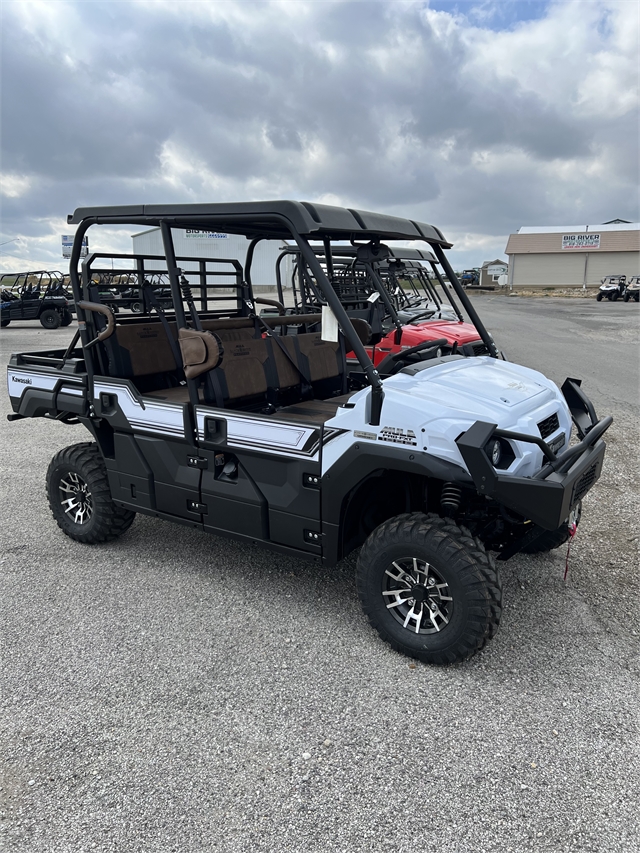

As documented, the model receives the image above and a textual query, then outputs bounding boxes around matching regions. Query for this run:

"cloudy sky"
[1,0,638,271]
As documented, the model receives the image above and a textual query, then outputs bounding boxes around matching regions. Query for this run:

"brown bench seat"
[103,312,366,411]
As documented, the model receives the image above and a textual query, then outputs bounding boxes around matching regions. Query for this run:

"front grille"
[471,342,490,356]
[572,462,598,503]
[538,412,560,439]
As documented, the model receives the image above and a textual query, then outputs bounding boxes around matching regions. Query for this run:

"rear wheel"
[40,308,61,329]
[1,318,10,327]
[130,301,143,313]
[357,513,502,665]
[47,442,135,543]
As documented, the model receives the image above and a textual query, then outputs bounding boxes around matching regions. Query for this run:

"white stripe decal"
[95,381,185,439]
[8,369,59,393]
[195,407,319,459]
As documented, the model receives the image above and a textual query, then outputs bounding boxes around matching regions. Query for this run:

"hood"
[397,320,482,346]
[385,356,552,415]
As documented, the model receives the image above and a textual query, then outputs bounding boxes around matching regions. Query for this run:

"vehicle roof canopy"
[308,245,439,263]
[67,201,451,247]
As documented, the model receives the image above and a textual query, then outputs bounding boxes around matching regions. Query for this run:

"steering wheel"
[377,338,449,375]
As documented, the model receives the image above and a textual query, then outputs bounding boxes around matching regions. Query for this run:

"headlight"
[484,437,515,470]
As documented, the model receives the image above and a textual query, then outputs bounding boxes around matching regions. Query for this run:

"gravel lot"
[1,296,638,853]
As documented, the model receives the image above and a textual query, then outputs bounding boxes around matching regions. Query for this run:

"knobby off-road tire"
[61,310,73,326]
[357,513,502,665]
[40,308,61,329]
[47,442,135,544]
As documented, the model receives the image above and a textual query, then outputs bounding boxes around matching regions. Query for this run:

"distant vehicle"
[0,270,73,328]
[596,275,627,302]
[624,276,639,302]
[459,269,480,288]
[89,272,173,313]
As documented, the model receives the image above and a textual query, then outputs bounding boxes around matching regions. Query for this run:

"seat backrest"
[294,333,346,396]
[104,322,178,377]
[212,337,270,403]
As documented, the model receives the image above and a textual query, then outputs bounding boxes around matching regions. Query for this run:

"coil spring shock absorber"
[440,482,462,517]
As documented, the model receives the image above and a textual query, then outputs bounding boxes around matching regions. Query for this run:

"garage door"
[511,253,586,287]
[585,252,640,286]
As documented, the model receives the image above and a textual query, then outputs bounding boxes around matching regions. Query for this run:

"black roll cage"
[67,207,499,425]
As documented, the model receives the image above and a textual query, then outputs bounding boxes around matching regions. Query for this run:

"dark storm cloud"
[1,0,637,269]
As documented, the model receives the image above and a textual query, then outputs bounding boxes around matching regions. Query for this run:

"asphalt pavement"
[1,296,638,853]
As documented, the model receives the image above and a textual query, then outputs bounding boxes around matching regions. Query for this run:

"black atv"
[0,271,74,329]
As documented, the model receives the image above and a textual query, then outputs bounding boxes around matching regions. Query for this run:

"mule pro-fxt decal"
[378,425,417,446]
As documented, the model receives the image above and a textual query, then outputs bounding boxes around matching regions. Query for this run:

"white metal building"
[505,223,639,289]
[131,227,294,291]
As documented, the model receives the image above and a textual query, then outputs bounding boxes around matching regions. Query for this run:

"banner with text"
[62,235,89,258]
[184,230,228,239]
[562,234,600,250]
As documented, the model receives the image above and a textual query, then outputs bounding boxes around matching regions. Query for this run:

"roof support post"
[361,260,403,344]
[291,229,384,425]
[432,243,499,357]
[430,262,464,321]
[160,221,187,329]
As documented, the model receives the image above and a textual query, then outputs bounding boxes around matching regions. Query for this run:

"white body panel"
[321,358,572,477]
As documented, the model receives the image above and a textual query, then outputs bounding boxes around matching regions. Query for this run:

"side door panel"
[94,379,203,524]
[194,406,322,554]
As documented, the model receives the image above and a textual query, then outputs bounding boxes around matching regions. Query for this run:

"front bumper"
[456,379,611,531]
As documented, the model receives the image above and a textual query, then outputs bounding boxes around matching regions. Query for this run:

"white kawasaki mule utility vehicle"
[6,202,611,664]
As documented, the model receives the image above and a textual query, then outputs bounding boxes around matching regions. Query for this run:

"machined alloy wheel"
[357,513,502,665]
[47,442,135,543]
[59,470,94,525]
[131,301,143,313]
[383,557,453,635]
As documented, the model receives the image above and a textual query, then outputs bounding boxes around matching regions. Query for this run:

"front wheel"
[611,291,619,301]
[357,513,502,665]
[40,308,61,329]
[130,301,143,313]
[61,310,73,326]
[596,292,603,301]
[1,318,10,327]
[47,442,135,543]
